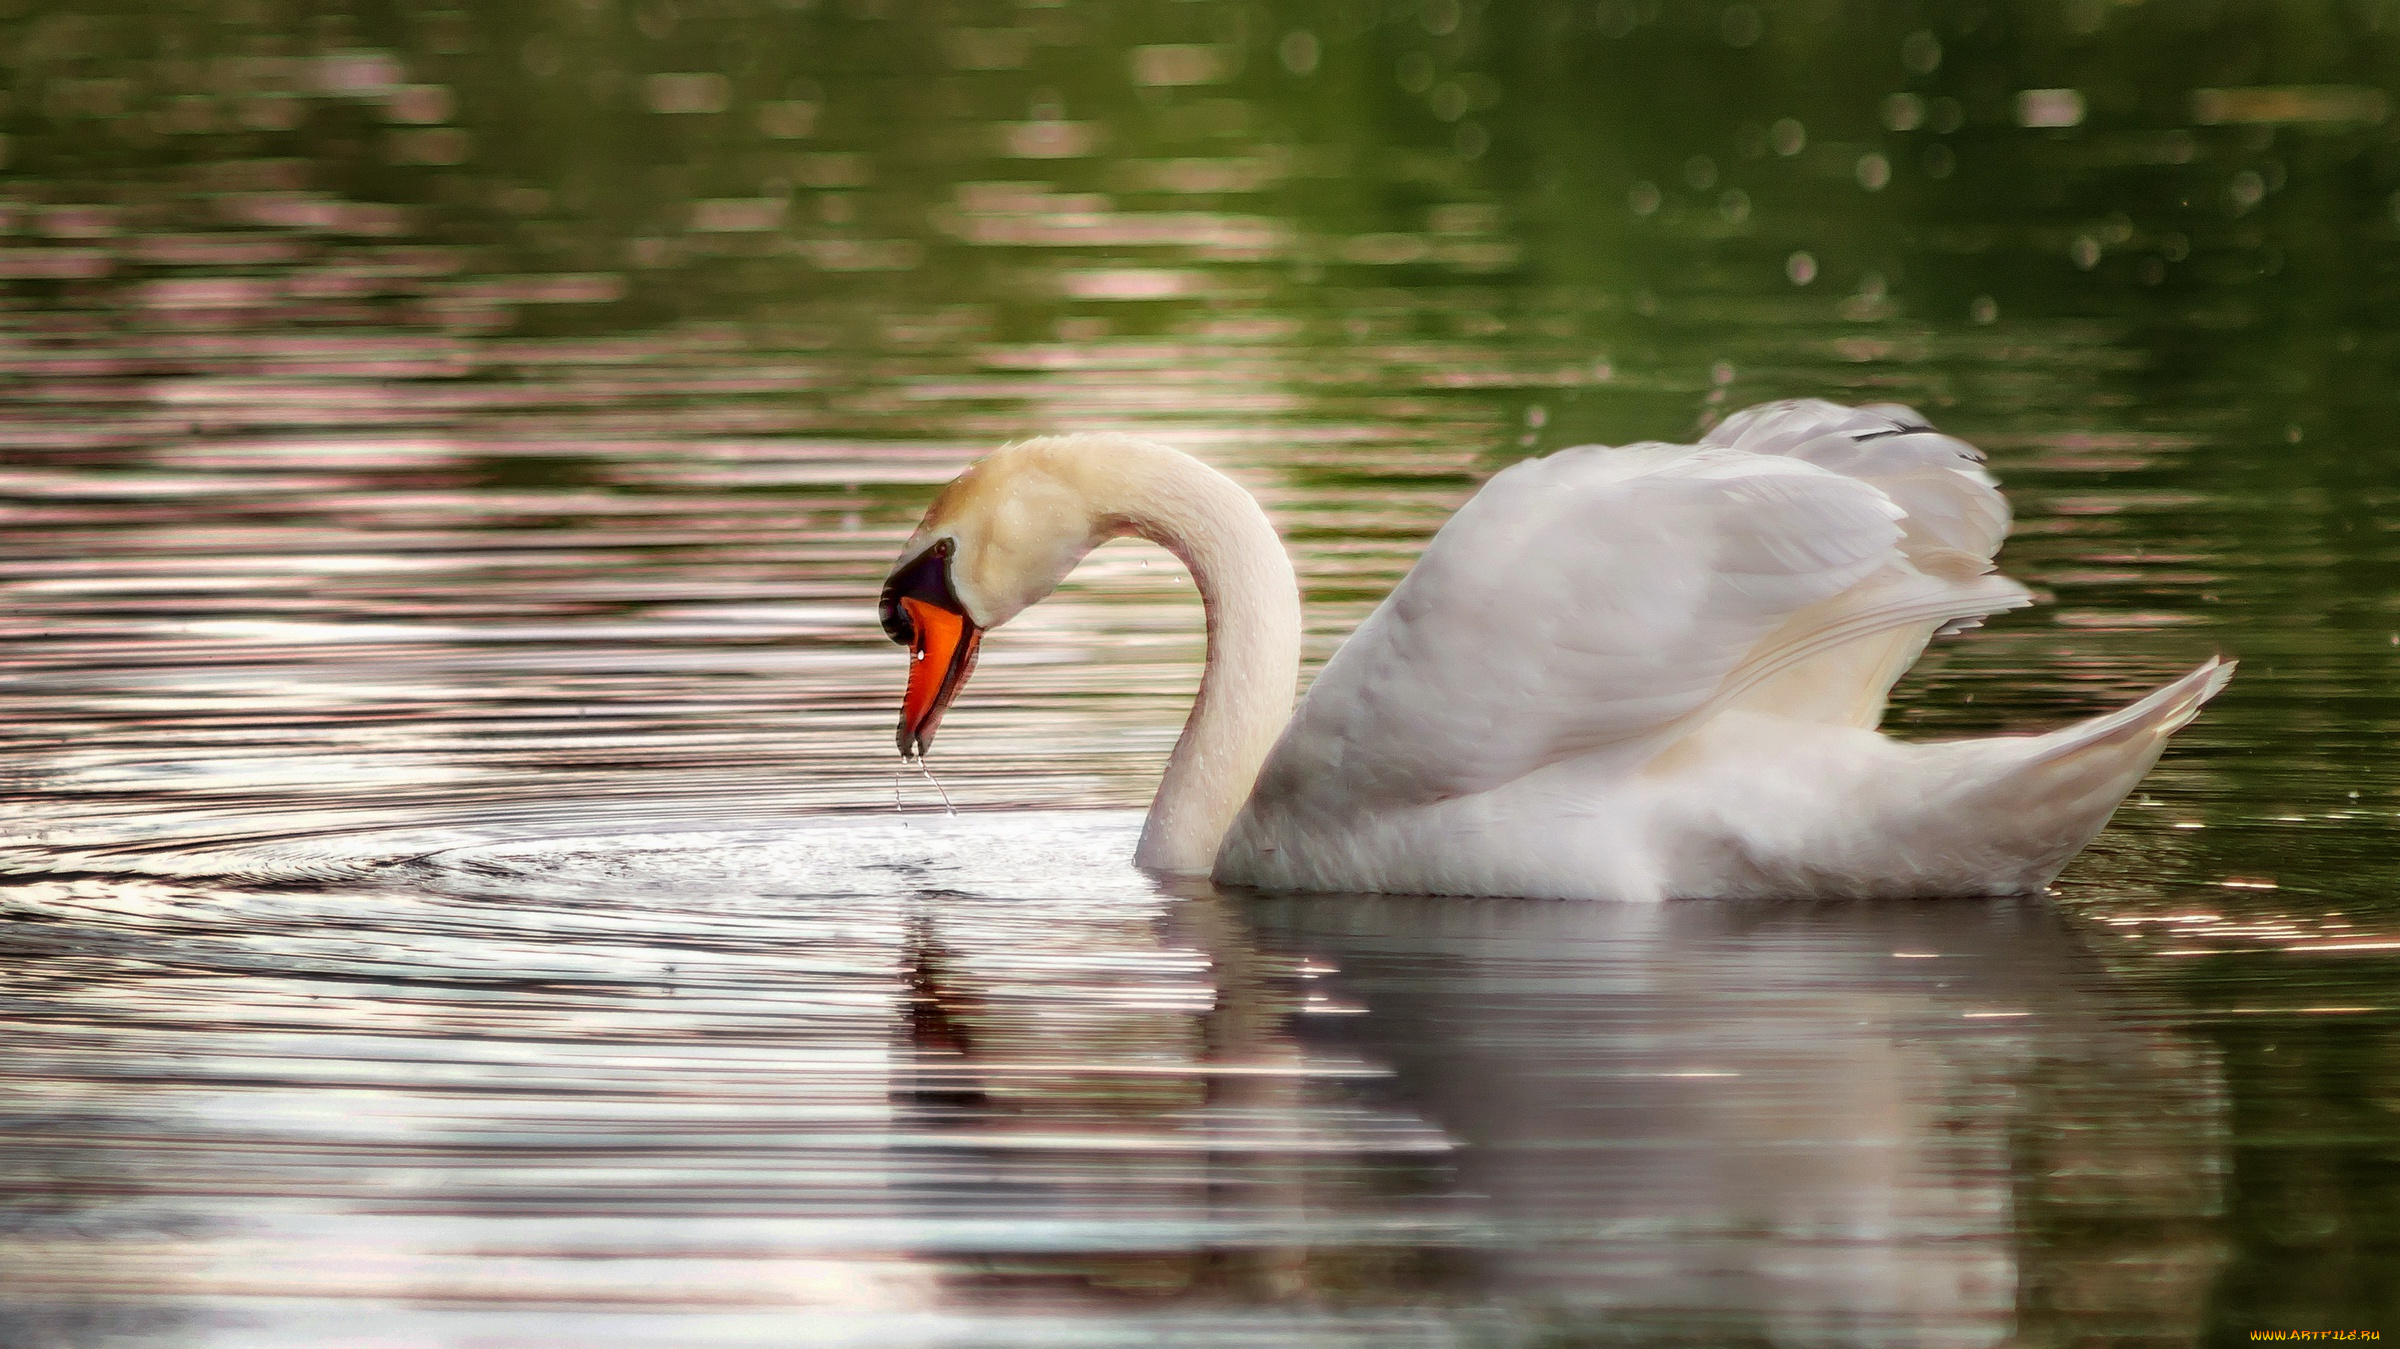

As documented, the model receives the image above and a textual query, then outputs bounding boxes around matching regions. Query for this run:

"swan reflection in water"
[900,855,2228,1344]
[0,817,2225,1346]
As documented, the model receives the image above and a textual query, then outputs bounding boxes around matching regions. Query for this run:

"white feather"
[1214,401,2225,899]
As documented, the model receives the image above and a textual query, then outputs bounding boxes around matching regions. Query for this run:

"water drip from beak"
[898,752,957,815]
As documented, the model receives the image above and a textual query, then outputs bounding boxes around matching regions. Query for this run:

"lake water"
[2,2,2397,1344]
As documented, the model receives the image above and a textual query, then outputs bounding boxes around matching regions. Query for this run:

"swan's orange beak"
[896,596,981,757]
[880,538,982,758]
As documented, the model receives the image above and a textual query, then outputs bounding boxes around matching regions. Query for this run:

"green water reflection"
[1,0,2398,1343]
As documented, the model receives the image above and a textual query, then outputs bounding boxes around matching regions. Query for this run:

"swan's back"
[1216,401,2222,900]
[1243,401,2024,813]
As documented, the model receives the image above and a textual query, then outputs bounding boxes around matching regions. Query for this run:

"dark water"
[2,1,2398,1344]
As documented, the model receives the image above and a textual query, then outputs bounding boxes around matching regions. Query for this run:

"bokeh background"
[3,1,2399,1344]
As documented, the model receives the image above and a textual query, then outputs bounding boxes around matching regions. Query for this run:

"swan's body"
[881,401,2228,901]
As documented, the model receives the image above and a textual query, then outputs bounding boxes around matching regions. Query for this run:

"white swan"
[878,400,2230,900]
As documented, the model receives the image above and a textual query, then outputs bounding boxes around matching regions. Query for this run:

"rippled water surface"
[4,2,2400,1344]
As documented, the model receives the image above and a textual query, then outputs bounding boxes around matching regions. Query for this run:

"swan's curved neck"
[1094,444,1300,874]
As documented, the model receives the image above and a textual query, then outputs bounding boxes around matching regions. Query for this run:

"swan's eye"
[879,538,958,644]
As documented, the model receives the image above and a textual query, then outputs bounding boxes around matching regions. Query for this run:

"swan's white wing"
[1698,400,2031,724]
[1703,398,2008,575]
[1250,443,1921,812]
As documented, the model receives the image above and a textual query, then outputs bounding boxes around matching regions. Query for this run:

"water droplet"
[1278,31,1320,75]
[1719,188,1750,223]
[1970,295,1999,323]
[1711,360,1736,386]
[1771,118,1806,156]
[1901,30,1942,74]
[2016,88,2086,128]
[1720,4,1763,47]
[1629,181,1661,216]
[1786,250,1817,285]
[2071,234,2102,269]
[1882,93,1924,132]
[1855,152,1890,191]
[1683,155,1718,190]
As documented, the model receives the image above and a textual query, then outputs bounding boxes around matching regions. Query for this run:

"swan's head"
[879,437,1128,757]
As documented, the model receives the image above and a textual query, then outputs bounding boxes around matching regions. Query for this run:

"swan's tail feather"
[2024,655,2234,766]
[1962,656,2233,889]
